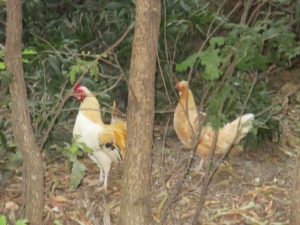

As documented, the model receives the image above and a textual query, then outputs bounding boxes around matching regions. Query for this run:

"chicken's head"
[73,84,88,102]
[175,80,189,96]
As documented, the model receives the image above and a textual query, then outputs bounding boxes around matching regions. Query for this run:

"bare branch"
[39,23,134,150]
[104,22,134,55]
[191,73,257,224]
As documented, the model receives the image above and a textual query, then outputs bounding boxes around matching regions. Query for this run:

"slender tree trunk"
[5,1,44,224]
[118,1,161,225]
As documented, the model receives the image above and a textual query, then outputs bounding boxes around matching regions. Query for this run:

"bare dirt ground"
[0,132,295,225]
[1,69,300,225]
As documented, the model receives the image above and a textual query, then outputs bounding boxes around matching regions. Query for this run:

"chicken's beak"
[72,91,83,102]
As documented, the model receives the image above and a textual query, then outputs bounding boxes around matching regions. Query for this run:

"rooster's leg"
[103,170,109,192]
[97,170,109,192]
[93,153,112,192]
[99,168,104,184]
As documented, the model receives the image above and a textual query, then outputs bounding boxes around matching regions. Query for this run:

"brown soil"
[1,69,299,225]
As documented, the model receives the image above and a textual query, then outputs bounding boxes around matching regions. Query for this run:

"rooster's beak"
[72,92,83,102]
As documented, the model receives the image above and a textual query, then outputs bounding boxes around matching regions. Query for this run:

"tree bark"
[291,152,300,225]
[5,1,44,224]
[118,1,161,225]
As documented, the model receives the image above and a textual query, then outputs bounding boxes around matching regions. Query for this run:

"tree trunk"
[5,1,44,224]
[291,152,300,225]
[118,1,161,225]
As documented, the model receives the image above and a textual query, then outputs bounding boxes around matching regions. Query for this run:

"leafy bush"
[0,0,299,170]
[0,215,28,225]
[168,1,299,145]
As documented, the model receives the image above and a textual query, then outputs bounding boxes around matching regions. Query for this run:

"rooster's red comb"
[74,83,81,91]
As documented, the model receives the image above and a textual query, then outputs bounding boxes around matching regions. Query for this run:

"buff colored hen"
[174,80,254,160]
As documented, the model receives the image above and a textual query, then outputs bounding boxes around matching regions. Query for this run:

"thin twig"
[103,22,134,55]
[158,2,252,223]
[199,1,242,52]
[158,118,205,225]
[39,84,73,150]
[159,80,208,224]
[206,0,228,37]
[39,23,134,150]
[162,0,173,77]
[112,53,138,102]
[94,76,123,97]
[161,117,171,167]
[240,0,252,25]
[157,50,172,104]
[36,78,69,131]
[162,0,180,99]
[191,73,257,224]
[247,0,268,26]
[191,131,219,225]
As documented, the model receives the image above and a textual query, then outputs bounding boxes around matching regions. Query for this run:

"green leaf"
[100,52,109,58]
[69,135,92,157]
[237,53,270,71]
[67,64,80,84]
[16,219,28,225]
[22,48,37,55]
[199,49,223,80]
[69,159,86,190]
[0,129,8,150]
[0,62,5,70]
[90,64,99,81]
[22,59,29,64]
[67,60,99,84]
[209,37,225,48]
[68,143,79,157]
[250,55,270,71]
[80,143,93,154]
[0,215,7,225]
[208,114,224,130]
[53,220,64,225]
[286,46,300,60]
[176,52,200,72]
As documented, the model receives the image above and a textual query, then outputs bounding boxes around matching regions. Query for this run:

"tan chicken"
[72,84,126,191]
[174,80,254,160]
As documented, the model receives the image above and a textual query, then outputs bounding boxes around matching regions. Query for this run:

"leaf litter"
[0,71,299,224]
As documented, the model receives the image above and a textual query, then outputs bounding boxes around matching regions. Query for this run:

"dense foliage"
[0,0,299,186]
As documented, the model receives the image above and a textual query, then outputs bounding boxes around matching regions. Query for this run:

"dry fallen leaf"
[49,195,70,208]
[5,201,19,211]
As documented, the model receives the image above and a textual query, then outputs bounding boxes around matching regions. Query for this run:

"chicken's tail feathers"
[221,113,254,145]
[236,113,255,137]
[111,101,119,122]
[111,101,127,123]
